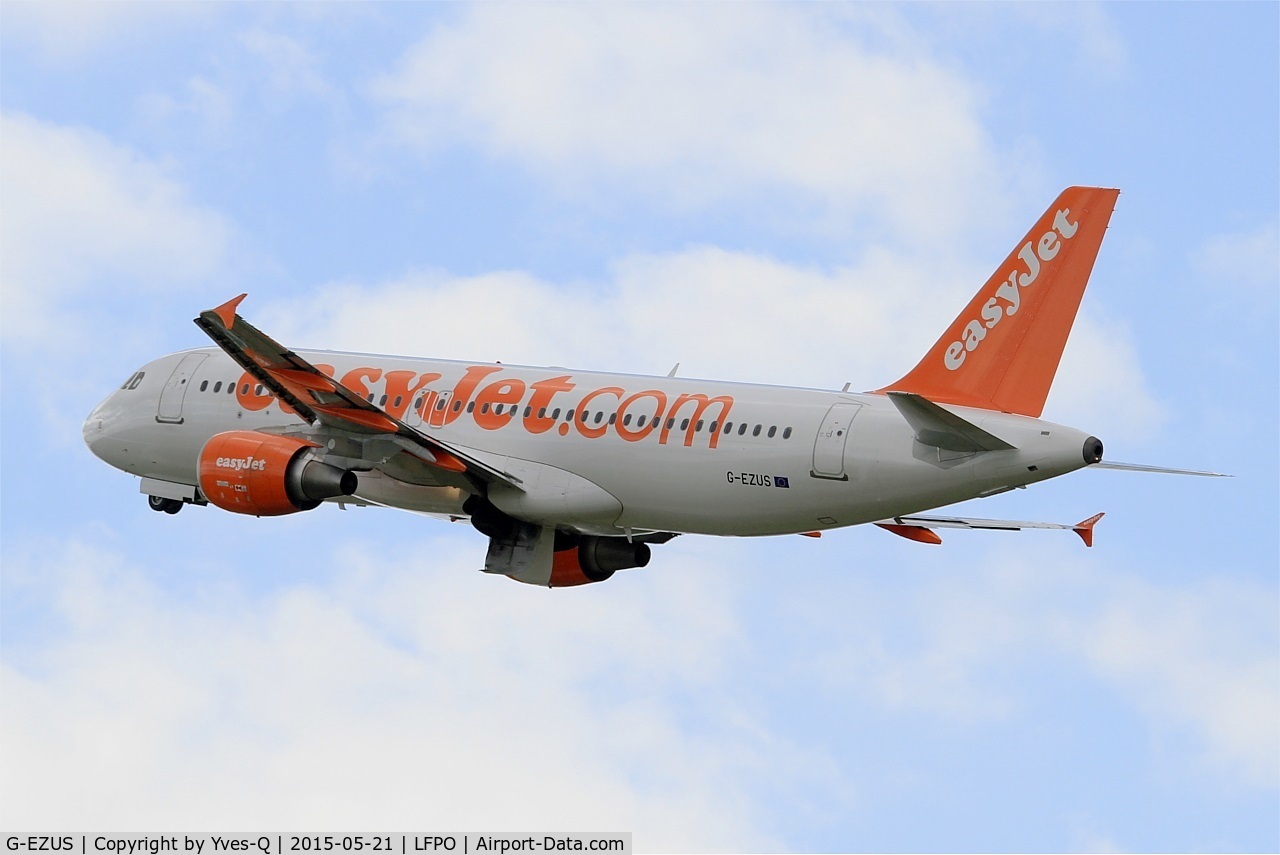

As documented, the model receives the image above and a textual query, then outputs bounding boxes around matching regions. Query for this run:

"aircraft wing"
[194,293,520,493]
[875,512,1104,547]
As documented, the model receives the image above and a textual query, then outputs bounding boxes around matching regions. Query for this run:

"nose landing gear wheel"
[148,495,183,514]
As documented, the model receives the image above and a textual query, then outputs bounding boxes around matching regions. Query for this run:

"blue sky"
[1,3,1276,851]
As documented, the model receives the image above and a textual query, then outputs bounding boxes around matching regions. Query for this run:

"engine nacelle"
[549,536,651,587]
[198,431,356,517]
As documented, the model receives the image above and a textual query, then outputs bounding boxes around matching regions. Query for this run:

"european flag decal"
[775,476,790,489]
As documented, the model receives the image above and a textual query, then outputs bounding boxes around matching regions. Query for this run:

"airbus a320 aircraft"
[84,187,1221,587]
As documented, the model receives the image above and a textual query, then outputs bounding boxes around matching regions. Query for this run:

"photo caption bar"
[3,835,631,855]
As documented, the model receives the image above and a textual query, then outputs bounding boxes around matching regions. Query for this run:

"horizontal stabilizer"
[876,512,1104,547]
[1091,461,1230,477]
[886,391,1015,452]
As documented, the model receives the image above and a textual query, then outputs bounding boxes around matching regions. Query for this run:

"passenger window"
[199,380,208,392]
[768,426,777,438]
[214,381,223,393]
[595,412,604,424]
[709,421,718,433]
[552,408,561,419]
[753,425,762,437]
[379,395,388,406]
[241,384,250,395]
[467,402,476,413]
[624,414,633,426]
[255,385,264,396]
[738,423,747,436]
[680,418,690,430]
[538,407,547,419]
[481,403,490,414]
[413,397,423,410]
[609,413,617,425]
[666,418,675,430]
[724,422,733,433]
[783,427,793,439]
[525,407,533,418]
[637,415,647,428]
[567,409,575,421]
[452,401,462,412]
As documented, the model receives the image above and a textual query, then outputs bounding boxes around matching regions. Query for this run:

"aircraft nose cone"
[83,407,107,459]
[83,394,124,465]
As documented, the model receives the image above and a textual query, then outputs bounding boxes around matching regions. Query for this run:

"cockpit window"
[120,371,145,391]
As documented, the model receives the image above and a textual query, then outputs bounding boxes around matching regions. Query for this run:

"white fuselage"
[84,347,1095,537]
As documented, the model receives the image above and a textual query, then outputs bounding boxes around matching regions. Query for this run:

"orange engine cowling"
[548,536,651,587]
[198,431,357,517]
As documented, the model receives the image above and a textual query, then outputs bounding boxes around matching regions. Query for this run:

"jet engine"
[464,496,651,587]
[549,536,651,587]
[197,430,356,516]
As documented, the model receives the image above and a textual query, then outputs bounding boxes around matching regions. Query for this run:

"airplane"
[83,186,1224,587]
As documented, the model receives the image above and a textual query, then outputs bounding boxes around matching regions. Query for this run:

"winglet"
[212,293,248,329]
[1073,512,1104,548]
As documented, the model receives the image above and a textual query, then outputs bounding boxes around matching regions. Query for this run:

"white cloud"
[1194,222,1280,297]
[796,545,1280,788]
[5,526,1274,848]
[1048,307,1165,444]
[237,29,333,102]
[0,112,231,347]
[137,76,237,142]
[1,2,217,64]
[372,4,1012,242]
[248,241,1159,439]
[1069,573,1280,786]
[0,534,795,849]
[977,3,1128,76]
[248,250,959,396]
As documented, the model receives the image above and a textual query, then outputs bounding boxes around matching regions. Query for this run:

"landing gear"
[147,495,183,514]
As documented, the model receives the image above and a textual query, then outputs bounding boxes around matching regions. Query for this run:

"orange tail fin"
[880,186,1120,417]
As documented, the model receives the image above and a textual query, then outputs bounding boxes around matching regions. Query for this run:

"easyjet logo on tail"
[944,207,1079,371]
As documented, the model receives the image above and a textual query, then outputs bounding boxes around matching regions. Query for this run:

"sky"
[1,3,1277,852]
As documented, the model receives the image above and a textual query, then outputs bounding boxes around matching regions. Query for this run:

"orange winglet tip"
[212,293,248,329]
[876,523,943,545]
[426,449,468,473]
[1073,512,1105,548]
[799,531,822,538]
